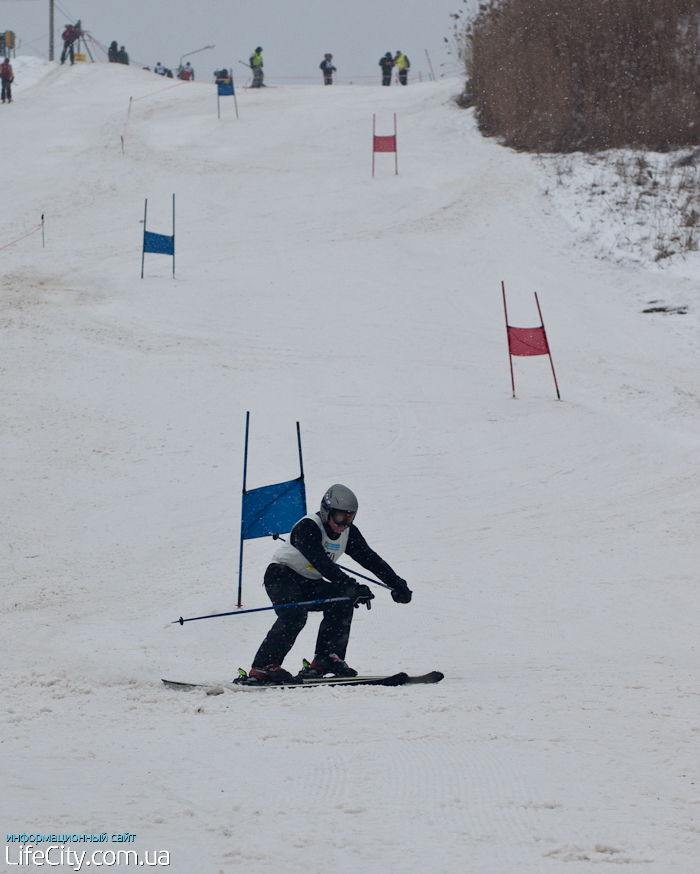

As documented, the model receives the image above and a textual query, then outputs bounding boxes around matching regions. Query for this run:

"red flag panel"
[373,135,397,153]
[507,326,550,356]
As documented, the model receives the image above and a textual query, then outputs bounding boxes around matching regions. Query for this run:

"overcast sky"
[0,0,473,81]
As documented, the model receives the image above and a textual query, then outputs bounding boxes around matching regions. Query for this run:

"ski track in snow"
[2,60,700,872]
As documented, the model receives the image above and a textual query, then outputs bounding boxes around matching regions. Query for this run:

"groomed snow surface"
[3,61,700,873]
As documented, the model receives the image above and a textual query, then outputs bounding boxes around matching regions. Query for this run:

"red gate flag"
[373,113,397,176]
[502,282,560,399]
[507,326,549,356]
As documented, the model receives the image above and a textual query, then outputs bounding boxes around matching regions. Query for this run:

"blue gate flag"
[217,81,234,96]
[143,231,174,255]
[241,477,306,541]
[141,195,175,278]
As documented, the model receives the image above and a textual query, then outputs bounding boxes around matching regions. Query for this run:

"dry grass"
[455,0,700,152]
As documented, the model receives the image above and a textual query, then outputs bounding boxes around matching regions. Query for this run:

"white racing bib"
[272,514,349,580]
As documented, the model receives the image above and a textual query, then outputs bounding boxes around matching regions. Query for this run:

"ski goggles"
[330,509,355,528]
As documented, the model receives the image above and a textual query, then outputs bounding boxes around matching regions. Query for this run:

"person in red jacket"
[1,58,13,103]
[60,23,82,65]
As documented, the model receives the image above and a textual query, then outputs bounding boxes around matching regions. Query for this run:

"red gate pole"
[372,114,376,177]
[394,112,398,175]
[534,292,561,399]
[501,281,516,398]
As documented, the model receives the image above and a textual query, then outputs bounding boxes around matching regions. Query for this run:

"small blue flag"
[241,478,306,541]
[217,81,234,97]
[143,231,174,256]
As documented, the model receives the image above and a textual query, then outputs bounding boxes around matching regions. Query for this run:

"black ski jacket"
[283,514,401,588]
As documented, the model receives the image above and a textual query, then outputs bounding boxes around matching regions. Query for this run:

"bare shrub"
[460,0,700,152]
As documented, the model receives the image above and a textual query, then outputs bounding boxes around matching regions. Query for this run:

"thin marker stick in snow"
[425,49,436,81]
[175,597,350,625]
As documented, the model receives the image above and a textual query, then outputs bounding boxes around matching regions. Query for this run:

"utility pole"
[49,0,54,61]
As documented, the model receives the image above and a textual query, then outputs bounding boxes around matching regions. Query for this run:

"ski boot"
[235,665,294,686]
[296,654,358,680]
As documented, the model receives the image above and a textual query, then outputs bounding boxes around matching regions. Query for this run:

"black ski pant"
[398,70,408,85]
[251,67,264,88]
[381,74,391,86]
[1,80,11,101]
[252,563,354,668]
[61,40,75,65]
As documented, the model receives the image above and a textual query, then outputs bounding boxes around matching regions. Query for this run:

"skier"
[245,484,412,685]
[394,51,410,85]
[379,52,394,86]
[1,57,13,103]
[60,23,82,65]
[320,53,336,85]
[249,46,263,88]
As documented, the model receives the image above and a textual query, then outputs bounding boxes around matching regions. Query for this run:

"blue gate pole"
[141,198,147,279]
[172,194,175,276]
[237,411,250,607]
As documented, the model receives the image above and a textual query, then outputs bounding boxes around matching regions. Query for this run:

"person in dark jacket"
[60,23,82,65]
[379,52,394,86]
[320,53,336,85]
[116,46,129,65]
[1,58,14,103]
[108,41,118,63]
[243,484,412,685]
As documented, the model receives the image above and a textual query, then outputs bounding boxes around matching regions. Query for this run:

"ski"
[162,671,443,691]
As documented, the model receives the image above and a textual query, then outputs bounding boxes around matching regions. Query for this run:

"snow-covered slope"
[2,61,700,873]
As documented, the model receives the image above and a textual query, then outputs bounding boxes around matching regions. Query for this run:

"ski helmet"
[319,484,358,527]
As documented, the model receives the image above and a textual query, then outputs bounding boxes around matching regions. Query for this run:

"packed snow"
[2,60,700,873]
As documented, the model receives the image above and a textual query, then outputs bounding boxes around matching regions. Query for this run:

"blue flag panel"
[143,231,174,256]
[217,81,234,96]
[241,478,306,541]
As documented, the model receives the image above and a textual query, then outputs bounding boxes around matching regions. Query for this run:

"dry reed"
[458,0,700,152]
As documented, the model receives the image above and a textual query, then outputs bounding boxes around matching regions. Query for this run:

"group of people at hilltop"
[316,49,413,86]
[379,51,410,85]
[108,41,130,65]
[247,47,411,88]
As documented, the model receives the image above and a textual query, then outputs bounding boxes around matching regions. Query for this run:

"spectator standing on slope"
[249,46,264,88]
[108,41,119,63]
[178,62,194,81]
[1,57,13,103]
[320,53,336,85]
[379,52,394,86]
[241,484,412,686]
[60,23,82,65]
[394,51,410,85]
[117,46,129,65]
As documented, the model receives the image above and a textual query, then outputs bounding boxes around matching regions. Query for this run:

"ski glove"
[344,580,375,609]
[391,579,412,604]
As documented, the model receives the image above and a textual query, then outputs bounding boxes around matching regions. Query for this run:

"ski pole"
[271,533,393,590]
[174,596,350,625]
[238,60,252,69]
